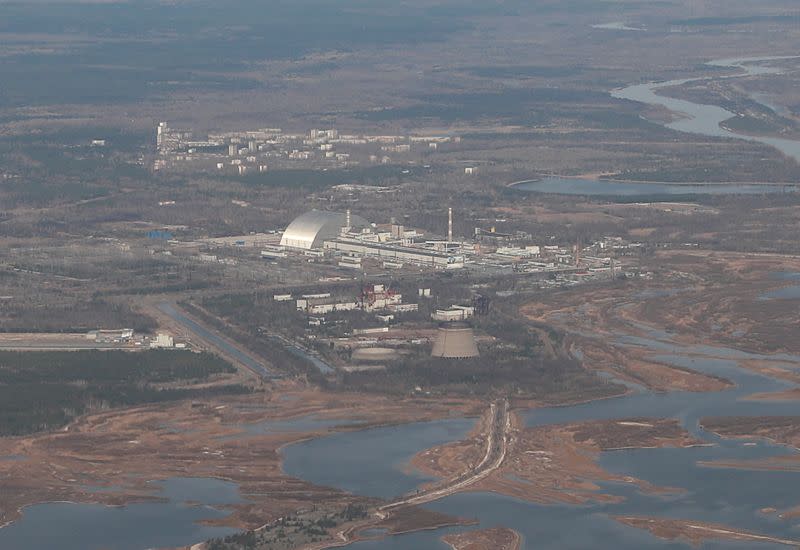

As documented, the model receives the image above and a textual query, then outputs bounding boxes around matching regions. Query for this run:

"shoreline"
[442,527,522,550]
[612,55,800,164]
[616,515,800,547]
[507,176,799,189]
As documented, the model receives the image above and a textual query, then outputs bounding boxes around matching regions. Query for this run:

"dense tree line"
[0,350,248,436]
[206,503,369,550]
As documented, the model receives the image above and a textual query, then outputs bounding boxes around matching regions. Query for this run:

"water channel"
[514,177,790,196]
[3,57,800,550]
[0,478,241,550]
[3,290,798,548]
[156,302,274,379]
[760,272,800,301]
[283,317,800,549]
[519,56,800,198]
[613,56,800,163]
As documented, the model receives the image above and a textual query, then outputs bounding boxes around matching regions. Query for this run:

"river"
[516,57,800,197]
[613,56,800,163]
[514,177,790,196]
[283,315,800,549]
[2,308,798,548]
[0,478,241,550]
[5,58,800,550]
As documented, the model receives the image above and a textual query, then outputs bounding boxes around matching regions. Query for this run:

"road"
[378,399,512,514]
[295,400,513,550]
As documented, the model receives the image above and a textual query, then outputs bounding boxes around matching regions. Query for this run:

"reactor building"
[277,208,467,269]
[280,210,368,250]
[431,323,479,358]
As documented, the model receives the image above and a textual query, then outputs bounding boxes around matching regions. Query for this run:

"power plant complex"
[268,207,623,278]
[184,206,632,372]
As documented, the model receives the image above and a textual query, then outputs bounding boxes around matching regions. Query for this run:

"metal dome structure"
[280,210,368,250]
[431,323,479,358]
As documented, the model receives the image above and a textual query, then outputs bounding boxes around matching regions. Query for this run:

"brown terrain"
[634,252,800,356]
[373,507,475,537]
[442,527,522,550]
[698,417,800,477]
[522,251,800,396]
[748,388,800,402]
[0,382,482,530]
[0,1,799,548]
[412,417,699,506]
[781,506,800,520]
[615,516,800,547]
[702,416,800,449]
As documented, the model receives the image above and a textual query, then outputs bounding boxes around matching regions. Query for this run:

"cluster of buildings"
[153,122,458,174]
[281,284,419,320]
[235,209,642,371]
[85,329,184,349]
[268,208,629,281]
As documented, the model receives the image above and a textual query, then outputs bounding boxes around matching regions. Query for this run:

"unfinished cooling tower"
[431,323,479,358]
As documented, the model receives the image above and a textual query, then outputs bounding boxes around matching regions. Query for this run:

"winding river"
[3,291,798,548]
[3,58,800,550]
[514,177,791,196]
[612,56,800,163]
[283,312,800,549]
[518,56,800,198]
[0,478,241,550]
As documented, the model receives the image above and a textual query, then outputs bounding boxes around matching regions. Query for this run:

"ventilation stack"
[448,207,453,242]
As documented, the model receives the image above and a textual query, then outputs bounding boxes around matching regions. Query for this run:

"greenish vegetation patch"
[0,350,247,436]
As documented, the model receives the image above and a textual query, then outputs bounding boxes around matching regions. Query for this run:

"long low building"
[324,238,464,269]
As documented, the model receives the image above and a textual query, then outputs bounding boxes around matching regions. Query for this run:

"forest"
[0,349,248,436]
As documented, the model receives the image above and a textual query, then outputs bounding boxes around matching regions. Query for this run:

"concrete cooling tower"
[431,323,479,358]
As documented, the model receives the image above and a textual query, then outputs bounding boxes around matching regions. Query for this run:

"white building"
[432,305,474,322]
[150,333,174,348]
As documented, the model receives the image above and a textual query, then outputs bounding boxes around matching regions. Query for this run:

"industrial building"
[280,210,368,250]
[360,284,403,311]
[431,305,475,322]
[296,296,359,315]
[294,284,417,315]
[278,208,466,269]
[150,333,175,348]
[324,238,464,269]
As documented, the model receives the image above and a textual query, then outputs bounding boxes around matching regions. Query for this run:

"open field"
[0,332,141,350]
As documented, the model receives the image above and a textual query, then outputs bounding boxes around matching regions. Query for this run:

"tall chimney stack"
[448,207,453,242]
[345,209,351,233]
